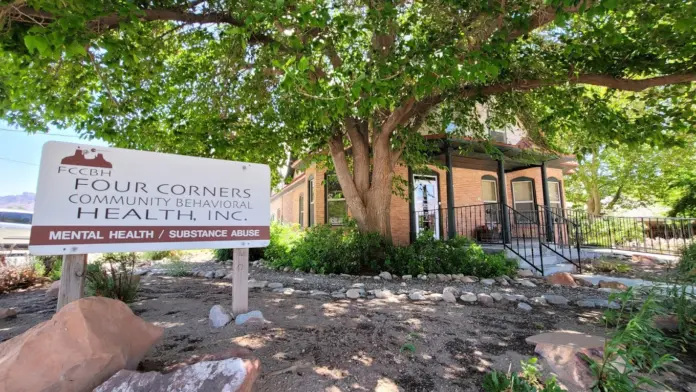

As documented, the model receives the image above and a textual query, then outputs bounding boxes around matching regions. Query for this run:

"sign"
[30,142,270,255]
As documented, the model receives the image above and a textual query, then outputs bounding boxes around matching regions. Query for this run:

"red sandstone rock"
[0,297,163,392]
[545,272,577,287]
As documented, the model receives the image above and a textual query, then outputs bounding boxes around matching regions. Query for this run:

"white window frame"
[549,181,562,212]
[512,180,536,223]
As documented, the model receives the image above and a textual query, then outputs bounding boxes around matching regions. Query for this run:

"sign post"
[30,141,270,312]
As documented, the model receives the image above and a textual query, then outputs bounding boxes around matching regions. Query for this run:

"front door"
[413,175,440,239]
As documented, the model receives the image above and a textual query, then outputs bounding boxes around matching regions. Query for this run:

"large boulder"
[45,280,60,298]
[0,297,163,392]
[546,272,577,287]
[95,356,261,392]
[527,331,606,390]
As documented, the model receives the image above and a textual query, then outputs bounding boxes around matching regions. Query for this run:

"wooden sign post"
[232,248,249,314]
[56,254,87,311]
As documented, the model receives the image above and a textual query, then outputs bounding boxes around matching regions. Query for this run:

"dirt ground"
[1,268,694,391]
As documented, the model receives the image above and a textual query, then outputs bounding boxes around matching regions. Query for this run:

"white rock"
[503,294,527,303]
[209,305,232,328]
[204,271,216,279]
[351,283,365,288]
[576,299,596,308]
[461,276,477,283]
[400,282,407,287]
[331,292,346,299]
[518,279,537,288]
[477,293,495,306]
[283,267,291,272]
[374,289,393,299]
[402,275,412,281]
[214,269,227,278]
[437,274,451,282]
[495,277,510,286]
[529,297,548,306]
[248,281,268,289]
[346,289,363,299]
[373,276,381,281]
[409,291,426,301]
[490,292,504,302]
[267,282,283,289]
[428,293,443,301]
[517,269,534,277]
[442,290,457,303]
[418,274,428,280]
[518,302,533,312]
[481,279,496,286]
[235,310,266,325]
[543,294,569,306]
[379,271,393,280]
[310,290,329,296]
[460,292,477,302]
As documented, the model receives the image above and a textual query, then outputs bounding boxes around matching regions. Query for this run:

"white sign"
[30,142,270,255]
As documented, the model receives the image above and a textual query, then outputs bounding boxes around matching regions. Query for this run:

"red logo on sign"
[60,148,112,168]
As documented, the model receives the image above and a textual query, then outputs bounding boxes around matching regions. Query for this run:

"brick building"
[270,132,577,247]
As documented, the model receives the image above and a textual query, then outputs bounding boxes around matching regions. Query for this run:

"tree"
[1,0,695,239]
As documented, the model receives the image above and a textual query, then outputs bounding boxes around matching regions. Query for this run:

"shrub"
[164,259,190,277]
[483,358,563,392]
[85,252,140,303]
[265,223,518,277]
[0,266,42,293]
[141,250,180,261]
[33,255,62,281]
[678,242,696,282]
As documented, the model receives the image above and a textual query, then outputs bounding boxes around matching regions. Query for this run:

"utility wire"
[0,128,82,139]
[0,156,38,166]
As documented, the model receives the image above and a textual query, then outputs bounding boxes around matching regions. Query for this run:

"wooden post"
[232,248,249,315]
[56,254,87,311]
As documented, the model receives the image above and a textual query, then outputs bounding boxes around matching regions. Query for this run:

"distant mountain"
[0,192,35,211]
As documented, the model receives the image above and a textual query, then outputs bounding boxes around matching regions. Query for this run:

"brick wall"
[271,160,568,246]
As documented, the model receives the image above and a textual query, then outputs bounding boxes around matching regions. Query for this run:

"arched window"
[548,177,563,213]
[511,177,537,223]
[481,175,499,223]
[325,172,347,225]
[298,193,305,227]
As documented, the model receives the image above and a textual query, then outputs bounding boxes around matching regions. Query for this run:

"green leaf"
[24,35,50,55]
[66,42,87,58]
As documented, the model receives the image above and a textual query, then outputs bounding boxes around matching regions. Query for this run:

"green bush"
[164,259,190,277]
[213,246,267,263]
[483,358,563,392]
[141,250,181,261]
[85,252,140,303]
[678,242,696,282]
[265,223,517,277]
[33,255,62,281]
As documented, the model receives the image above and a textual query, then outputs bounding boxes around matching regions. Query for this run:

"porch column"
[445,141,456,239]
[541,161,555,242]
[497,158,511,243]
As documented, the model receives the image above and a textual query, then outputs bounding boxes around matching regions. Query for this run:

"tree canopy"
[1,0,695,235]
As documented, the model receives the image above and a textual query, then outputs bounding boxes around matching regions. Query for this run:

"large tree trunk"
[326,118,397,240]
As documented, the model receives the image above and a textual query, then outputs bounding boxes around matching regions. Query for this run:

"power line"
[0,156,38,166]
[0,128,82,139]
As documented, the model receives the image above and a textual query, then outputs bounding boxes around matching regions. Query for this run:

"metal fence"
[563,210,696,255]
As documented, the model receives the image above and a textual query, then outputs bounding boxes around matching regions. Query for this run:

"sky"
[0,120,109,196]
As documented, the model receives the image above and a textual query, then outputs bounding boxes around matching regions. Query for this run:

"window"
[0,211,32,224]
[548,180,562,214]
[326,173,347,225]
[298,194,305,227]
[489,129,506,143]
[512,180,536,223]
[481,177,499,223]
[308,178,315,226]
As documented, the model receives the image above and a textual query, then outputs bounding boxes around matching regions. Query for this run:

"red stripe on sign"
[30,226,270,245]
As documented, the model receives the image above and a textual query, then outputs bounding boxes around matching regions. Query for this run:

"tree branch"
[2,5,275,44]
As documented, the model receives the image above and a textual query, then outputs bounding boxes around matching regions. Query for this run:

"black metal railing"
[503,205,545,275]
[538,207,583,272]
[562,210,696,255]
